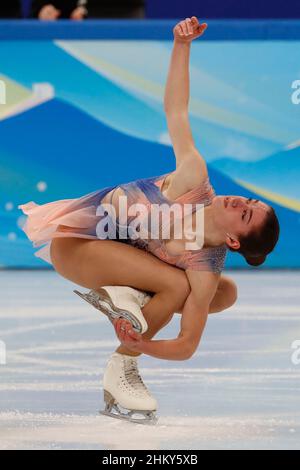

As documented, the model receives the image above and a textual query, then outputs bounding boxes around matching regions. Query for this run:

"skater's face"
[212,196,270,247]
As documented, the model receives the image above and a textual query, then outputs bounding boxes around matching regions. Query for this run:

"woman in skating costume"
[19,17,280,423]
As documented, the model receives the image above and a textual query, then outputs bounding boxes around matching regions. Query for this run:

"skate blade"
[101,390,158,425]
[100,409,158,426]
[73,289,143,333]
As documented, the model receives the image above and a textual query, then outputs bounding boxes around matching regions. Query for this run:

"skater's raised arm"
[115,271,219,361]
[164,17,209,188]
[164,17,207,115]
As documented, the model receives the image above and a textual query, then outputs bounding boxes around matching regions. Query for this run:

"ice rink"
[0,270,299,450]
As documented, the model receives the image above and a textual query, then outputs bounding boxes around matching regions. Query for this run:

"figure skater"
[19,17,280,424]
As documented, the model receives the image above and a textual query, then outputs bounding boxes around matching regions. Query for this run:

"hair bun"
[246,254,266,266]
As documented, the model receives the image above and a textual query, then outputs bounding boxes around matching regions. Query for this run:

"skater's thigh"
[50,237,187,293]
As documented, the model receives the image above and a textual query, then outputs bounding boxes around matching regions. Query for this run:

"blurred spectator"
[0,0,21,18]
[31,1,88,20]
[31,1,145,20]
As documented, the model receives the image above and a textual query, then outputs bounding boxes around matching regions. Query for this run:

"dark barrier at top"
[146,0,300,19]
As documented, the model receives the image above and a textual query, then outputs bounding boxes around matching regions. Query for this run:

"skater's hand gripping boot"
[113,318,144,353]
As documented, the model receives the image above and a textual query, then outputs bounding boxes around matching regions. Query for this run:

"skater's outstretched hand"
[173,16,208,44]
[113,318,143,352]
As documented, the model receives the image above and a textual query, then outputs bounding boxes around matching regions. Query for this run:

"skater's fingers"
[186,18,193,35]
[125,331,138,343]
[114,318,122,333]
[115,318,126,342]
[116,321,138,344]
[127,328,141,341]
[199,23,208,33]
[124,322,138,342]
[119,319,129,342]
[114,319,136,346]
[178,24,184,37]
[125,321,134,331]
[121,319,134,341]
[180,20,188,36]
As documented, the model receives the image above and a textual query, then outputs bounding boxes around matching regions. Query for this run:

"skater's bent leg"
[51,238,191,355]
[209,275,237,313]
[51,237,187,293]
[174,274,237,315]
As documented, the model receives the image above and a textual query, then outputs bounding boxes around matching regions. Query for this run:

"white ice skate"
[101,352,158,425]
[74,286,152,334]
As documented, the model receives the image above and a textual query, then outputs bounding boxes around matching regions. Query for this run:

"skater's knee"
[209,276,237,313]
[159,312,174,329]
[164,273,191,310]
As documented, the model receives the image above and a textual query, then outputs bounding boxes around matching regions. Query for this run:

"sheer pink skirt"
[18,187,114,265]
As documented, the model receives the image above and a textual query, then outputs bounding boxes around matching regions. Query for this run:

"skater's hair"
[229,206,280,266]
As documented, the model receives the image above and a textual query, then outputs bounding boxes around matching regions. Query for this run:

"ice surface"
[0,270,299,450]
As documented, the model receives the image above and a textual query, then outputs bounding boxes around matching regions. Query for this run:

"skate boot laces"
[123,358,151,396]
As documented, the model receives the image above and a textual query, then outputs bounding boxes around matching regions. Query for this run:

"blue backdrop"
[0,20,299,268]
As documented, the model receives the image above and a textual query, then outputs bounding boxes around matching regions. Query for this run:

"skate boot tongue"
[123,357,149,394]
